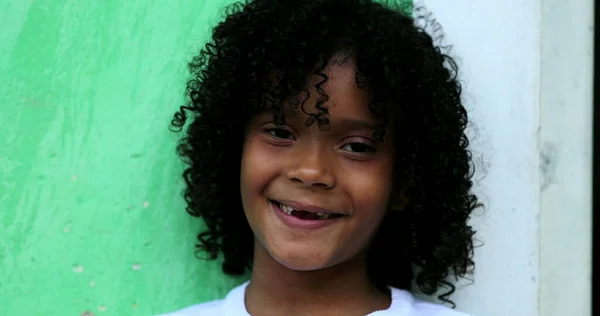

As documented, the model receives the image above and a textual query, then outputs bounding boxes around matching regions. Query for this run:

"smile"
[270,200,346,229]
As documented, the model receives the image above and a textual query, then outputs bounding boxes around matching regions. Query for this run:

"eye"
[265,128,295,140]
[341,142,376,153]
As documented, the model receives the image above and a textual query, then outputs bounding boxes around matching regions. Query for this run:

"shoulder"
[371,287,474,316]
[157,281,250,316]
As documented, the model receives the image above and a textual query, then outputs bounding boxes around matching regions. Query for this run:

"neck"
[245,239,390,316]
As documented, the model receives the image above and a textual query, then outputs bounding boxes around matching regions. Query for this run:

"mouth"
[270,200,346,220]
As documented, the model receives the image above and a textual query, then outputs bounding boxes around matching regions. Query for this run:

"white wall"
[420,1,594,315]
[539,0,593,315]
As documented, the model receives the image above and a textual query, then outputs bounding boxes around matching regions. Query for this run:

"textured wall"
[0,1,245,315]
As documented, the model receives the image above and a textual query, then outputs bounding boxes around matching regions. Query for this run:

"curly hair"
[170,0,479,307]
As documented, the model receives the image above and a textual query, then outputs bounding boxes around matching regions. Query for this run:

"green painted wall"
[0,1,410,315]
[0,2,243,315]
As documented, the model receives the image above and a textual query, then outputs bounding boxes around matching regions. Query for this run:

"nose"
[285,144,336,189]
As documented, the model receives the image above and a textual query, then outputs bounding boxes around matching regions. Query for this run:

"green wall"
[0,2,243,315]
[0,1,410,315]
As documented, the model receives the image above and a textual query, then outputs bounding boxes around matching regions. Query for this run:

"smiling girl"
[164,0,479,315]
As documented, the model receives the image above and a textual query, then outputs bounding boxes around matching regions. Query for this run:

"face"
[240,60,396,271]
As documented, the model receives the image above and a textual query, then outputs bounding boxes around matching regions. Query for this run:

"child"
[164,0,479,315]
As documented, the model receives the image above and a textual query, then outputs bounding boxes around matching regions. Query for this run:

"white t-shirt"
[160,281,473,316]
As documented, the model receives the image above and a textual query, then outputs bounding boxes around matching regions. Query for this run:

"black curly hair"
[171,0,479,307]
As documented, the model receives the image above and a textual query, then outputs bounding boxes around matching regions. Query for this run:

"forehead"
[285,60,373,124]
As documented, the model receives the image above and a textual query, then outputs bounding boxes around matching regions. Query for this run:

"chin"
[276,258,333,272]
[268,244,339,272]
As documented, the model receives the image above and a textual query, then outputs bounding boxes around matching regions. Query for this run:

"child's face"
[240,60,396,272]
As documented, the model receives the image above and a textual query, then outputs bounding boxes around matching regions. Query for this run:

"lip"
[270,201,344,230]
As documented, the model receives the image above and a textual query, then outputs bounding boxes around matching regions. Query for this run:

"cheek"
[341,159,395,209]
[240,136,278,201]
[339,158,395,241]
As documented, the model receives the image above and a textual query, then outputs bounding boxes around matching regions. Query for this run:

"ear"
[389,187,408,212]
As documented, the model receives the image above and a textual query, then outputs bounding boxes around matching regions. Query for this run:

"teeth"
[278,203,332,219]
[280,204,294,215]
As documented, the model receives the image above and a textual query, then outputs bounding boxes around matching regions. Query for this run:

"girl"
[164,0,479,315]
